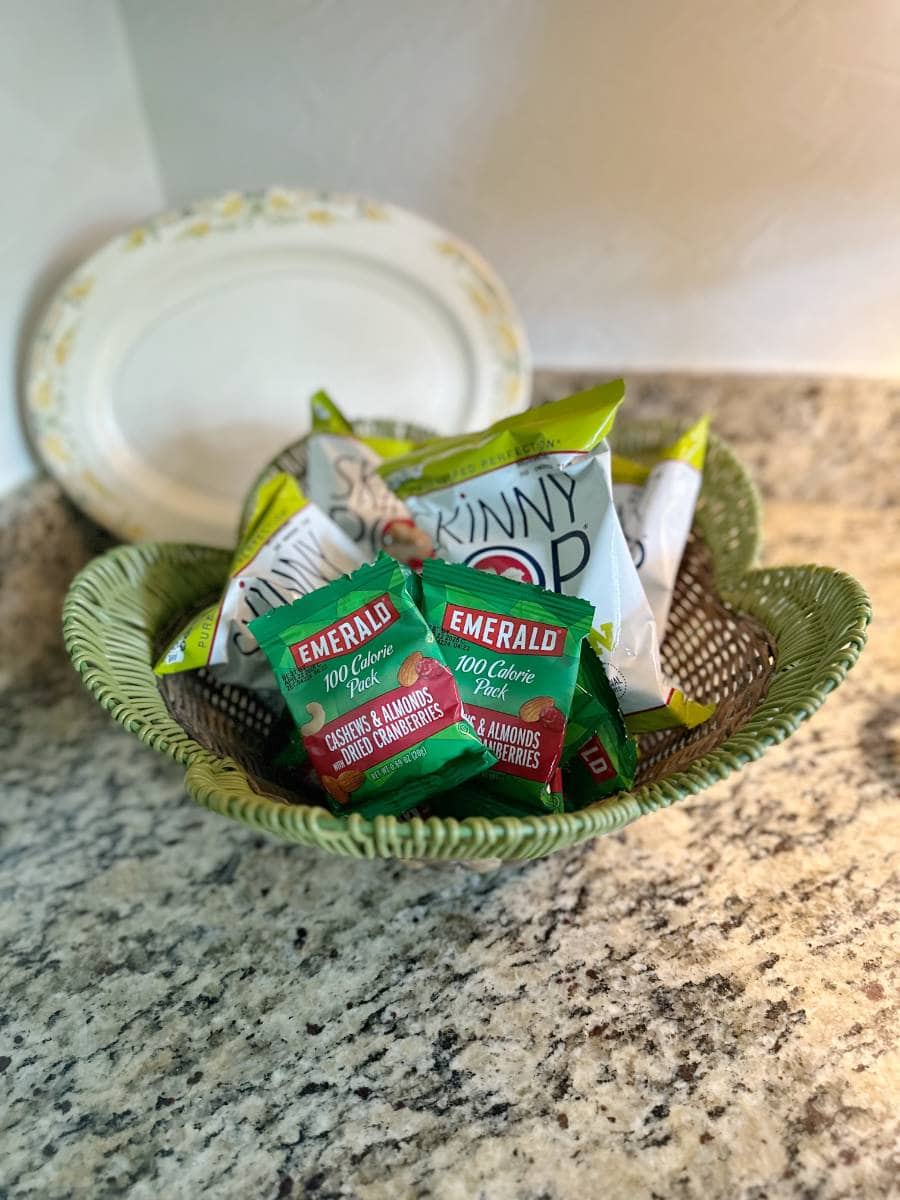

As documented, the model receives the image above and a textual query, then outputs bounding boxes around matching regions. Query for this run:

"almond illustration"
[519,695,555,722]
[397,651,423,687]
[337,768,365,793]
[322,775,349,805]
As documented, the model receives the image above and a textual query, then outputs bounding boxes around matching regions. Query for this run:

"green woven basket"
[62,423,870,861]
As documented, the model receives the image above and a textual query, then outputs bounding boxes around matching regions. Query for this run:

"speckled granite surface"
[2,374,898,1200]
[537,370,900,508]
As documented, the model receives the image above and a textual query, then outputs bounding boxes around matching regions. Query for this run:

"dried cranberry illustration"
[539,704,565,732]
[415,656,447,680]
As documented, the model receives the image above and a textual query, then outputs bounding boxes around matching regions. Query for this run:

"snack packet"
[562,646,638,808]
[248,554,495,817]
[154,473,363,690]
[380,382,713,733]
[420,558,594,813]
[305,390,433,567]
[613,416,709,634]
[429,783,553,822]
[268,710,311,770]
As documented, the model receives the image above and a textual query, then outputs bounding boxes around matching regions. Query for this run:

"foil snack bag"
[249,554,495,817]
[429,783,557,822]
[305,391,433,567]
[380,382,713,732]
[613,416,709,634]
[421,558,594,812]
[562,645,638,808]
[155,473,363,691]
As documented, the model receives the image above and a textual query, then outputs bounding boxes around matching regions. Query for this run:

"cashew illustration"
[300,701,326,736]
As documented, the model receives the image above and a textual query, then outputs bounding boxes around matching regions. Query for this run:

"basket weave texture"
[62,424,870,861]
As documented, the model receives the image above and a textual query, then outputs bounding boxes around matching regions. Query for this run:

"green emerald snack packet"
[420,558,594,813]
[563,646,638,809]
[429,784,549,821]
[249,553,495,818]
[268,713,312,773]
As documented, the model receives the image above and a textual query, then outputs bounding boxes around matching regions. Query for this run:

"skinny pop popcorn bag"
[613,416,709,634]
[305,391,433,567]
[155,472,363,691]
[380,383,713,732]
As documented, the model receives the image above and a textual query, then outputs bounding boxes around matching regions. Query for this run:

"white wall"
[4,1,900,497]
[119,0,900,378]
[0,1,164,493]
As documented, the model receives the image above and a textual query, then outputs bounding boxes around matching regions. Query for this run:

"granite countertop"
[2,373,897,1200]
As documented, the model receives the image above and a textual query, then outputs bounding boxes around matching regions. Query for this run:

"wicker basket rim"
[63,542,870,837]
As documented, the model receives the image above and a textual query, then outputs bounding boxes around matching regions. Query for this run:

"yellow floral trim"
[266,189,297,214]
[496,322,519,355]
[54,330,75,366]
[66,277,94,302]
[40,434,70,464]
[124,228,147,250]
[29,378,53,411]
[437,237,525,408]
[80,470,115,499]
[218,192,244,218]
[468,285,492,315]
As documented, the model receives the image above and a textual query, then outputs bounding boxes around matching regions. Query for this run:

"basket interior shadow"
[156,532,777,807]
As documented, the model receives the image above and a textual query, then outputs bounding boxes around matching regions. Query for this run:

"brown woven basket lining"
[156,530,776,804]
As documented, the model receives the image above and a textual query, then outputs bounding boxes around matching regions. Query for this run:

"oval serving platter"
[27,188,530,547]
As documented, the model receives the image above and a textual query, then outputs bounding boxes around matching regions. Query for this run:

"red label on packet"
[303,674,461,778]
[578,735,617,783]
[289,595,399,667]
[442,604,566,656]
[462,702,566,783]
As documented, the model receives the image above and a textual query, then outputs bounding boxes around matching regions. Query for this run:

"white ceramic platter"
[26,188,530,546]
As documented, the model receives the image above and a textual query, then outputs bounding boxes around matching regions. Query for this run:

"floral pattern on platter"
[26,276,103,529]
[25,188,530,543]
[436,239,525,415]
